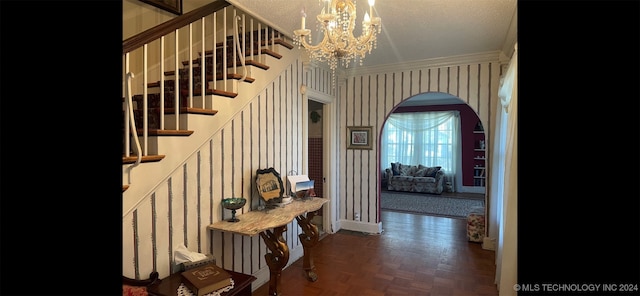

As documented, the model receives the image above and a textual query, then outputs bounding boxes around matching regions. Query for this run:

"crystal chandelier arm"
[293,0,381,78]
[355,22,377,46]
[296,25,331,52]
[298,35,328,52]
[295,13,337,52]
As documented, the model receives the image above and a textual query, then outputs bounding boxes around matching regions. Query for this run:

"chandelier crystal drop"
[293,0,381,85]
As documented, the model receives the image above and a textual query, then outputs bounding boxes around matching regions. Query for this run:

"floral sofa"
[384,162,445,194]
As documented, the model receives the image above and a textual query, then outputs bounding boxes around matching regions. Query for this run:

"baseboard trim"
[460,186,486,194]
[338,219,383,234]
[250,267,270,293]
[482,236,496,250]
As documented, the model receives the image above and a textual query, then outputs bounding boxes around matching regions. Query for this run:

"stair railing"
[124,71,143,183]
[233,14,248,81]
[123,0,290,180]
[123,1,231,159]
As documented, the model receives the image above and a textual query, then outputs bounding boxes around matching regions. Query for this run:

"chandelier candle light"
[293,0,381,83]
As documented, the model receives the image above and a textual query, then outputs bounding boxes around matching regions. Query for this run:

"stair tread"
[260,48,282,60]
[129,103,218,115]
[172,107,218,115]
[122,154,166,164]
[180,88,237,98]
[216,73,257,82]
[213,38,293,50]
[149,72,257,87]
[137,129,194,136]
[181,58,270,70]
[124,33,290,169]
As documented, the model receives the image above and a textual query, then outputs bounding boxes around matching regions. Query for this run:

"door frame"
[303,86,338,234]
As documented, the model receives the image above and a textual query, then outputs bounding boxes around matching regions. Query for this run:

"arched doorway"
[378,92,487,215]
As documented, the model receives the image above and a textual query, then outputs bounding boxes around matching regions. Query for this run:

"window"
[382,111,461,185]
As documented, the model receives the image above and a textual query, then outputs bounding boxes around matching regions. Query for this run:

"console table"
[208,198,328,296]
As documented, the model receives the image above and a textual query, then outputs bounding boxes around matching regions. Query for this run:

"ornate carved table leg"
[295,210,320,282]
[259,225,289,296]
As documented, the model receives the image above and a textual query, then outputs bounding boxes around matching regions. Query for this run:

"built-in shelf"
[472,121,485,187]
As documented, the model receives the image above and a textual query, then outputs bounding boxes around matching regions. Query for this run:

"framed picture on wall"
[347,126,373,150]
[139,0,182,15]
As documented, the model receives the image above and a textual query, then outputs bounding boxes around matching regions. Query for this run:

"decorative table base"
[259,226,289,296]
[208,198,328,296]
[296,210,320,282]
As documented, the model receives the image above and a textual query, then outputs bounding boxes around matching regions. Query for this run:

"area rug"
[381,191,484,219]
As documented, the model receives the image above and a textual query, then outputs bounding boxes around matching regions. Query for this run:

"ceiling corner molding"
[345,51,504,77]
[499,52,512,64]
[501,5,518,59]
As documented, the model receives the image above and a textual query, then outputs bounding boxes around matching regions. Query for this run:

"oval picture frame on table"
[256,167,284,209]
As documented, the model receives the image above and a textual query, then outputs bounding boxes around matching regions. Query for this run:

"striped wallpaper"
[123,51,505,288]
[122,58,330,283]
[337,61,502,226]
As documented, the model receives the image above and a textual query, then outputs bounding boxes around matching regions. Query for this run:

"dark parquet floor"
[253,209,498,295]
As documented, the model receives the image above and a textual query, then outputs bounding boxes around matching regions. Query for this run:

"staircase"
[122,1,294,200]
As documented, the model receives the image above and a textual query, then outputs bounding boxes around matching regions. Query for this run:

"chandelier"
[293,0,381,82]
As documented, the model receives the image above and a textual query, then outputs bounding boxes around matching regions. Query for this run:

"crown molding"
[341,51,504,77]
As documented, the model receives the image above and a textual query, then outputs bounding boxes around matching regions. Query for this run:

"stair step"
[165,107,217,116]
[182,57,269,71]
[260,48,282,60]
[154,72,256,88]
[180,88,237,99]
[129,95,219,111]
[215,37,293,50]
[141,77,239,99]
[216,73,256,83]
[229,59,269,71]
[122,154,166,164]
[201,46,282,63]
[136,129,194,136]
[268,38,294,50]
[124,28,293,188]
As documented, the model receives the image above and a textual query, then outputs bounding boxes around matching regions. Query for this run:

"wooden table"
[147,269,256,296]
[208,198,328,296]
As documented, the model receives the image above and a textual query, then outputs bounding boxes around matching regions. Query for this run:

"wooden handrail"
[123,0,231,54]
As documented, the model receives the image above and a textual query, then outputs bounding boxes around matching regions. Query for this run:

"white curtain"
[490,43,517,295]
[381,111,461,190]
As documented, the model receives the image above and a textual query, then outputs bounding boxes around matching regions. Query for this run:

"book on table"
[181,263,232,296]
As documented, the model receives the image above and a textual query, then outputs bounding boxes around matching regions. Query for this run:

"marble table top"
[207,198,328,236]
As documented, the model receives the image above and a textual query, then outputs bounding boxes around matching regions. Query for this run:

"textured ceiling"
[189,0,517,105]
[226,0,517,68]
